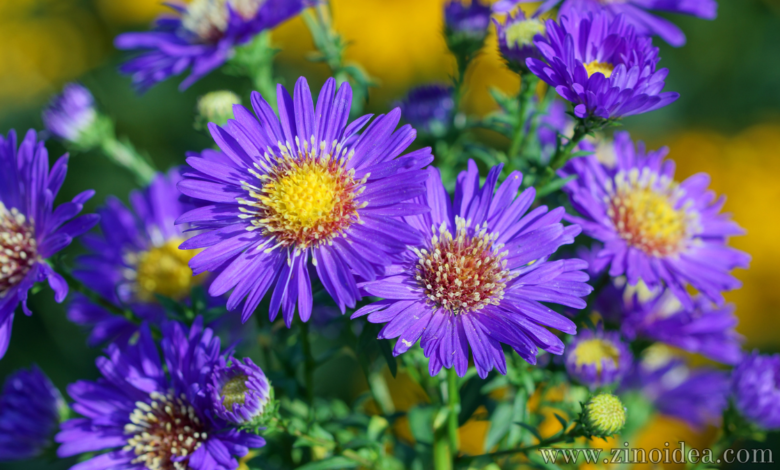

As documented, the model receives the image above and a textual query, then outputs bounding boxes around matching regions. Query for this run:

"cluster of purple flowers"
[3,0,780,468]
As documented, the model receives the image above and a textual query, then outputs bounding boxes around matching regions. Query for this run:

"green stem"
[300,320,316,413]
[447,368,460,459]
[534,119,591,191]
[508,74,539,162]
[99,136,156,186]
[433,424,453,470]
[459,426,583,463]
[249,32,278,111]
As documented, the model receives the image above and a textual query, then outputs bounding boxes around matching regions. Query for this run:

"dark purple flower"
[115,0,311,91]
[621,346,729,429]
[0,366,65,461]
[208,357,271,425]
[69,169,212,346]
[565,328,632,388]
[42,83,97,142]
[397,84,455,137]
[493,9,545,72]
[560,131,749,309]
[0,130,98,359]
[353,162,592,378]
[732,351,780,430]
[178,77,433,326]
[56,318,265,469]
[622,289,743,365]
[518,0,718,46]
[527,11,679,119]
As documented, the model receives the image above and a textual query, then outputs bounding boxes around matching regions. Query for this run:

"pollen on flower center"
[607,169,695,257]
[573,339,620,372]
[505,18,546,47]
[414,217,514,314]
[182,0,264,42]
[133,238,204,302]
[0,203,37,297]
[124,391,207,470]
[221,375,249,409]
[584,60,615,78]
[238,139,366,251]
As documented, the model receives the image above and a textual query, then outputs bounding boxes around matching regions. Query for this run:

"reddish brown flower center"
[238,139,366,252]
[124,391,207,470]
[414,217,514,314]
[0,203,37,297]
[182,0,265,42]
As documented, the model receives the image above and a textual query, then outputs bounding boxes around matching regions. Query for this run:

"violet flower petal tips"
[526,11,679,119]
[732,352,780,430]
[518,0,718,47]
[0,366,65,461]
[353,161,593,379]
[115,0,312,91]
[68,169,212,346]
[0,129,99,360]
[177,77,434,326]
[560,131,750,309]
[56,318,265,470]
[565,328,632,388]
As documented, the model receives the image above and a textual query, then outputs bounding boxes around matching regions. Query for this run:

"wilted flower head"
[561,131,749,309]
[0,130,98,359]
[56,318,265,469]
[732,351,780,430]
[115,0,312,91]
[397,84,455,137]
[565,328,632,388]
[0,366,65,461]
[208,357,271,425]
[42,83,97,143]
[354,162,592,378]
[523,0,718,46]
[527,11,679,119]
[581,393,626,437]
[493,9,545,72]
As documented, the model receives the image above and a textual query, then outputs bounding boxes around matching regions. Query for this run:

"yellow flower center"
[239,141,365,251]
[608,169,694,257]
[573,339,619,372]
[505,18,546,48]
[135,239,203,302]
[414,217,515,314]
[584,60,615,78]
[221,375,249,409]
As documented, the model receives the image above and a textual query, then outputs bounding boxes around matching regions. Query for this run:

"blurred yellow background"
[1,1,779,467]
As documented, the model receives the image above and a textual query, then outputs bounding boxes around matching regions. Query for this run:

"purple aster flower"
[445,0,492,38]
[69,169,211,346]
[621,346,728,429]
[115,0,312,91]
[560,131,749,309]
[565,328,631,388]
[42,83,97,143]
[0,129,99,359]
[397,84,455,138]
[622,289,743,365]
[0,366,65,461]
[518,0,717,47]
[353,161,593,378]
[493,9,545,72]
[526,11,679,119]
[732,351,780,430]
[208,357,271,425]
[177,77,433,325]
[56,317,265,469]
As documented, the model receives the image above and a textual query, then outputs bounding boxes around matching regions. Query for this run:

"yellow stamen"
[221,375,249,409]
[584,60,615,78]
[573,339,619,372]
[505,18,546,47]
[135,239,203,302]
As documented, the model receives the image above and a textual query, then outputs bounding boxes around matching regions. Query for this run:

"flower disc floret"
[134,238,204,302]
[565,328,631,388]
[183,0,263,43]
[0,204,37,296]
[208,357,271,425]
[414,217,514,314]
[239,143,366,250]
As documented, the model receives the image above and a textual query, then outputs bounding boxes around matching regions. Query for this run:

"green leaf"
[296,456,360,470]
[484,402,514,451]
[458,376,486,426]
[536,175,576,199]
[553,413,569,432]
[514,422,543,442]
[378,338,398,378]
[407,405,435,445]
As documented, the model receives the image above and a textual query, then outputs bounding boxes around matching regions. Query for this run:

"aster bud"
[196,90,242,129]
[493,10,545,73]
[397,84,456,138]
[565,328,632,389]
[580,393,627,438]
[42,83,102,148]
[444,0,491,60]
[208,357,272,426]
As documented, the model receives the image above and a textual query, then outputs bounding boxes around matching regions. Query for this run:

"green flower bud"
[196,90,242,129]
[581,393,626,437]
